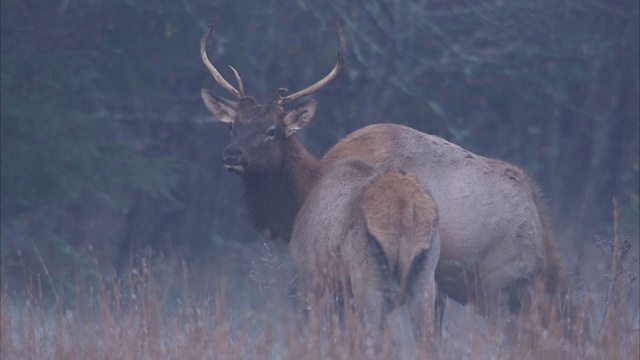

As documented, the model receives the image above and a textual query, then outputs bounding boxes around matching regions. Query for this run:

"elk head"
[200,19,346,175]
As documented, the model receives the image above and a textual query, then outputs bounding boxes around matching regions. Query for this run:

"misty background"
[1,1,638,302]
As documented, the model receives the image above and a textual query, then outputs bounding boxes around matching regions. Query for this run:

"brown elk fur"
[362,166,438,305]
[323,124,573,324]
[200,23,574,336]
[202,89,573,331]
[290,161,441,341]
[240,133,322,240]
[201,91,323,240]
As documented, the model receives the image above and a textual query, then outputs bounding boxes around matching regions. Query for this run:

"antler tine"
[228,65,245,98]
[200,20,243,100]
[277,19,347,105]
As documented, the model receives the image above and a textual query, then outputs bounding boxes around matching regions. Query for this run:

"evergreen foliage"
[0,0,637,285]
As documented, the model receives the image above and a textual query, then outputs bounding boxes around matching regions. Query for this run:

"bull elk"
[200,19,345,241]
[290,161,440,347]
[199,20,575,337]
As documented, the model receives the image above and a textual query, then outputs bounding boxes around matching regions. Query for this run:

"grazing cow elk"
[323,126,572,326]
[199,21,574,334]
[290,161,441,345]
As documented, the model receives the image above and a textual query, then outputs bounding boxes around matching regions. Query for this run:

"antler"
[276,19,347,106]
[200,19,245,100]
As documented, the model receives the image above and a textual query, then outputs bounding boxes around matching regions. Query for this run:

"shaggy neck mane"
[242,137,322,242]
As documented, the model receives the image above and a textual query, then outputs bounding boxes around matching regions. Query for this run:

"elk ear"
[283,99,317,137]
[201,88,237,123]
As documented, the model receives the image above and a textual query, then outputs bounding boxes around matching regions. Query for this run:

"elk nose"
[222,146,244,166]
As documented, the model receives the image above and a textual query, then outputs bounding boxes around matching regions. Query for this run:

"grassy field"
[2,219,638,359]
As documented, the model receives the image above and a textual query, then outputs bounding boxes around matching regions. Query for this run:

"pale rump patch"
[290,161,441,346]
[363,167,437,297]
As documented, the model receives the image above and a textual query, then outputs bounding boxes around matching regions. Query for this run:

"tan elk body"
[290,162,440,340]
[322,125,566,317]
[199,20,571,334]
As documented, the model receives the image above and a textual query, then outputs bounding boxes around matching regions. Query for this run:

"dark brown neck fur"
[242,137,322,241]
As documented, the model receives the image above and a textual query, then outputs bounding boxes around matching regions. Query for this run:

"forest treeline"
[1,0,638,289]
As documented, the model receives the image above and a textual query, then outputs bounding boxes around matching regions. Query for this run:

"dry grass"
[1,260,638,359]
[2,205,638,359]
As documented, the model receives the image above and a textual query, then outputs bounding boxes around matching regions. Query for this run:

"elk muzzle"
[222,146,246,173]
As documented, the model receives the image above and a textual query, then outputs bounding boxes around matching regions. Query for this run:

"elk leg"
[405,247,440,354]
[347,258,386,335]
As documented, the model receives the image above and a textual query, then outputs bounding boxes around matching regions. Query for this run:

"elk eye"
[265,128,276,138]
